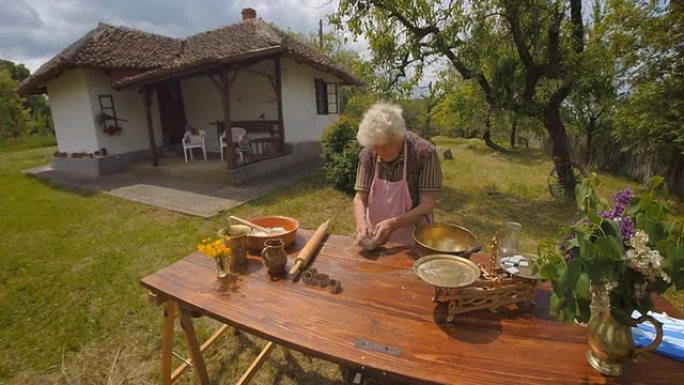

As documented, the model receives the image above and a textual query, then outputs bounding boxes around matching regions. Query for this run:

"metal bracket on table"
[353,338,401,356]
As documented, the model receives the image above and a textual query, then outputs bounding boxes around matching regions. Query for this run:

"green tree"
[0,60,30,82]
[605,0,683,154]
[563,0,617,165]
[331,0,588,191]
[0,59,52,135]
[0,68,29,140]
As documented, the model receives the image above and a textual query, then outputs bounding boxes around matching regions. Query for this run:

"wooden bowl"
[413,223,478,258]
[246,216,299,252]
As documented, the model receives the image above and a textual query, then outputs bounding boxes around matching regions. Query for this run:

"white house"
[18,8,359,184]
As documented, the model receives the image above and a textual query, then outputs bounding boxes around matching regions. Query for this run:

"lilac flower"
[564,252,573,261]
[599,188,634,220]
[620,216,636,242]
[558,233,573,252]
[599,209,614,219]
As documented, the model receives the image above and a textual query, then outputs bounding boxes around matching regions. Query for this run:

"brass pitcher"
[586,291,663,376]
[261,239,287,277]
[218,225,250,274]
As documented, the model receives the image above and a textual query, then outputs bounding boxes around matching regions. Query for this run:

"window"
[315,79,338,115]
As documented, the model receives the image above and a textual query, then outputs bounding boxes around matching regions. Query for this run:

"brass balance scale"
[413,224,540,322]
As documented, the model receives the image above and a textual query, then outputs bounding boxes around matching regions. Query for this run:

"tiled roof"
[18,18,360,95]
[17,23,182,95]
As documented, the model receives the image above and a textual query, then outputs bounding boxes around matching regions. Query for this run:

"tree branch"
[502,1,534,70]
[371,0,439,40]
[570,0,584,54]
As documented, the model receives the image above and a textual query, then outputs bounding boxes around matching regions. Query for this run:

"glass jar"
[215,254,229,278]
[500,221,522,255]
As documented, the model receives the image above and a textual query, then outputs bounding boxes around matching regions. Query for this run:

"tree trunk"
[510,114,518,149]
[483,113,510,153]
[544,102,575,194]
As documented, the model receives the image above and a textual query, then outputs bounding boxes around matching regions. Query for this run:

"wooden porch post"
[144,86,159,167]
[218,69,237,170]
[275,57,285,153]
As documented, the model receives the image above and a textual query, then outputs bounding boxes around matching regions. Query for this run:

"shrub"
[321,115,362,193]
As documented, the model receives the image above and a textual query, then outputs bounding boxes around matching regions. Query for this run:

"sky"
[0,0,356,72]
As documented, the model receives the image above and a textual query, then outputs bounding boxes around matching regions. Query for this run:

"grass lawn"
[0,135,56,153]
[0,138,681,384]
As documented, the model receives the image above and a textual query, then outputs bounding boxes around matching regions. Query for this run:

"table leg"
[235,341,275,385]
[179,308,210,385]
[161,301,176,385]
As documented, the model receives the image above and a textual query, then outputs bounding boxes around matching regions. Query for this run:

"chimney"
[241,8,256,20]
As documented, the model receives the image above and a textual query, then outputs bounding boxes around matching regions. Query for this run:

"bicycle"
[547,160,587,199]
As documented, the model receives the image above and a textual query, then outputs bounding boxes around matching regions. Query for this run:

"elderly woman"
[353,102,442,247]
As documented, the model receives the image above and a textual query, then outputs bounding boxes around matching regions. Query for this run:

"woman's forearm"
[353,192,369,228]
[390,193,437,229]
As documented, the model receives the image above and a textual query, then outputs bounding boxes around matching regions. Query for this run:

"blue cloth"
[631,310,684,362]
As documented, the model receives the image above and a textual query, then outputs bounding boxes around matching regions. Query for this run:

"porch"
[141,55,289,178]
[26,152,320,217]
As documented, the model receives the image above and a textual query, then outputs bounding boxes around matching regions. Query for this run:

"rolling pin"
[289,219,330,276]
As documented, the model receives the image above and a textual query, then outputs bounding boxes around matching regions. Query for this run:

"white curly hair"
[357,102,406,147]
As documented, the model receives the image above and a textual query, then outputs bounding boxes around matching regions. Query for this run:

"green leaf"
[550,293,561,317]
[577,297,591,323]
[575,183,588,210]
[595,236,624,260]
[587,211,602,226]
[576,272,590,299]
[601,219,621,239]
[624,199,640,216]
[585,259,614,282]
[560,259,582,291]
[639,193,653,211]
[540,262,560,280]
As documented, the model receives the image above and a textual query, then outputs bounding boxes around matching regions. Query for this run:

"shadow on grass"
[497,147,550,166]
[26,173,99,197]
[208,330,344,385]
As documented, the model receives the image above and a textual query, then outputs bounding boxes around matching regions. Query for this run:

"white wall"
[47,69,100,153]
[84,69,162,155]
[281,57,340,144]
[181,59,279,151]
[180,75,223,151]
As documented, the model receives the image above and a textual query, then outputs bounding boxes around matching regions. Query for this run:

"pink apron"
[366,140,415,245]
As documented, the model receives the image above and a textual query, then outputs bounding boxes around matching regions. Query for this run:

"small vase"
[585,288,663,376]
[261,239,287,277]
[215,255,229,278]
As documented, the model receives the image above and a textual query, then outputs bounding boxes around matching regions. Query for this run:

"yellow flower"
[197,237,231,258]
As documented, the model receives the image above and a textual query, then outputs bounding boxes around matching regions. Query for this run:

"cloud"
[0,0,353,72]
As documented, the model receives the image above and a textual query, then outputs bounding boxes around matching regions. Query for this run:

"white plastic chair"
[220,127,248,164]
[182,129,207,163]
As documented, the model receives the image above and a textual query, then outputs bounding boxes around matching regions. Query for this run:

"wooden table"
[140,230,683,385]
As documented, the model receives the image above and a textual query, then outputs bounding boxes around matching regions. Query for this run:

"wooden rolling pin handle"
[288,219,330,275]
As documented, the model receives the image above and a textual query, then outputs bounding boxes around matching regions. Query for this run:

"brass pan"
[413,223,479,258]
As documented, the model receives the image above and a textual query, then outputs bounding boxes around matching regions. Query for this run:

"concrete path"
[24,157,318,218]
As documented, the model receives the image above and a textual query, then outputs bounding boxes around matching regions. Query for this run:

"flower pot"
[585,289,663,376]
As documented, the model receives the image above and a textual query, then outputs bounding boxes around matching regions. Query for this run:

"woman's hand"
[372,218,397,246]
[354,222,372,246]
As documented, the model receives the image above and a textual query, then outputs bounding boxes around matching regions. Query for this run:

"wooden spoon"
[229,215,271,234]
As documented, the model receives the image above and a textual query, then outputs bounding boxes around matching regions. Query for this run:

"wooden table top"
[140,230,683,385]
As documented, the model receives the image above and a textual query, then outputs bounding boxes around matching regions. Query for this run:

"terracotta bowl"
[246,216,299,252]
